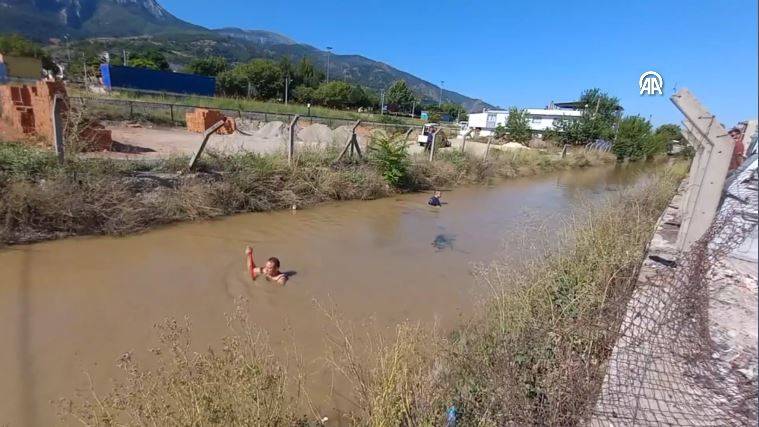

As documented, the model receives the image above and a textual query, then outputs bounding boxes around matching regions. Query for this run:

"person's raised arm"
[245,246,259,280]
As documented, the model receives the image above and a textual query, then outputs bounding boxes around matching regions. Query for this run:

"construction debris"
[185,108,235,135]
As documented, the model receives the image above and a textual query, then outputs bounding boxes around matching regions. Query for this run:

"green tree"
[348,85,374,108]
[292,85,315,103]
[185,56,228,76]
[385,80,417,111]
[553,88,621,144]
[129,49,170,71]
[314,81,353,108]
[504,107,532,144]
[551,118,585,145]
[295,57,323,88]
[217,59,283,99]
[653,124,683,155]
[439,102,468,122]
[579,88,621,140]
[654,124,682,143]
[613,115,653,160]
[242,59,283,99]
[129,57,160,70]
[216,68,248,97]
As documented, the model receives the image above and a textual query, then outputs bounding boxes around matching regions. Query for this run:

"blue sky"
[161,0,757,126]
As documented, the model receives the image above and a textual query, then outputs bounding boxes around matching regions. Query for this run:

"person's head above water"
[434,191,442,198]
[265,257,281,273]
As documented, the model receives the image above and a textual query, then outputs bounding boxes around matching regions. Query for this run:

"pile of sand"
[255,121,286,140]
[297,123,334,145]
[236,118,261,134]
[499,142,531,150]
[332,125,354,146]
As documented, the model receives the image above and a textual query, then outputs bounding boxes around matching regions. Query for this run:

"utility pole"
[247,81,252,98]
[380,89,385,115]
[411,100,416,118]
[325,46,333,82]
[123,49,128,66]
[439,80,444,106]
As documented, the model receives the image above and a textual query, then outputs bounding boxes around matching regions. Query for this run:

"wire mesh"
[592,163,758,426]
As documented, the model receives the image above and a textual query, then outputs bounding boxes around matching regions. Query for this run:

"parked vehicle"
[417,123,450,147]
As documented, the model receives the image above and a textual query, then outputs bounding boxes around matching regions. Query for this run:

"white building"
[466,108,583,137]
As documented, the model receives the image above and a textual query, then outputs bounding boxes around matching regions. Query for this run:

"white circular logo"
[639,70,664,96]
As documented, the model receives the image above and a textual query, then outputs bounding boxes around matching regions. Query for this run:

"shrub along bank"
[0,137,613,245]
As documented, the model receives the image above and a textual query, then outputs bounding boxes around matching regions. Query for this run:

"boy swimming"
[428,190,442,206]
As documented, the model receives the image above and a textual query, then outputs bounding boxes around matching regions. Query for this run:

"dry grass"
[56,301,308,426]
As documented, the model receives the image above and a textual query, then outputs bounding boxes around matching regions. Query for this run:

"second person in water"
[428,191,443,207]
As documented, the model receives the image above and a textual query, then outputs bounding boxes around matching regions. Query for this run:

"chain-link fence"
[69,96,437,135]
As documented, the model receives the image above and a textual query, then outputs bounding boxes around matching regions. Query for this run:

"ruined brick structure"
[0,80,112,150]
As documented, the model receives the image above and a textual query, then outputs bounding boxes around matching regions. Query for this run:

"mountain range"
[0,0,494,111]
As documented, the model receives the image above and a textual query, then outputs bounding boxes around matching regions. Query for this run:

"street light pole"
[326,46,333,82]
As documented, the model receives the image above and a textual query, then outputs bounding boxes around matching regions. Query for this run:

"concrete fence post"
[51,94,65,165]
[288,115,300,166]
[678,120,709,235]
[670,88,735,251]
[428,129,439,162]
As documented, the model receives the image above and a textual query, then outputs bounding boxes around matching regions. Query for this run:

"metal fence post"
[336,120,363,162]
[170,104,174,125]
[461,129,472,153]
[404,127,414,146]
[484,137,493,159]
[288,115,300,166]
[188,119,226,171]
[129,101,134,119]
[51,94,65,164]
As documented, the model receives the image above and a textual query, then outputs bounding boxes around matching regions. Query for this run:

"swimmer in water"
[428,190,442,207]
[245,246,288,285]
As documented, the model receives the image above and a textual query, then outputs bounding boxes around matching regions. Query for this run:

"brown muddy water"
[1,163,655,425]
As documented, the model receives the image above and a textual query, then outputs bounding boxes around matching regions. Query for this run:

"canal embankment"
[0,139,614,245]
